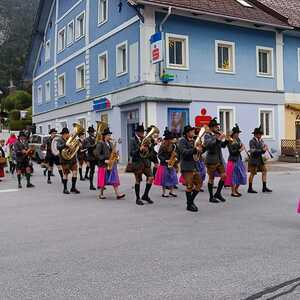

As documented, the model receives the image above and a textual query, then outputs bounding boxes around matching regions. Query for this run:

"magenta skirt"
[0,167,4,178]
[225,159,247,186]
[97,165,120,188]
[154,165,178,187]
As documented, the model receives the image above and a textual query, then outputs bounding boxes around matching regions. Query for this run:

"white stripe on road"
[0,189,19,193]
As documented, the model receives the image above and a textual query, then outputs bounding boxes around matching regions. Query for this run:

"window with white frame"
[58,27,66,52]
[45,40,51,62]
[98,0,108,25]
[60,121,67,130]
[166,33,189,69]
[259,109,273,138]
[78,118,86,130]
[76,64,85,90]
[75,12,85,40]
[216,41,235,73]
[98,51,108,82]
[37,85,43,104]
[116,41,128,76]
[218,108,234,134]
[39,126,43,134]
[45,81,51,102]
[58,74,65,97]
[257,47,274,77]
[67,20,74,46]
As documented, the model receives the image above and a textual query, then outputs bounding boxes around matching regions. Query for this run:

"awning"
[286,104,300,111]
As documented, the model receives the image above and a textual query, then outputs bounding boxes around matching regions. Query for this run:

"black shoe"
[187,204,198,212]
[231,193,241,198]
[90,186,96,191]
[117,194,126,200]
[85,175,89,180]
[236,191,242,196]
[136,199,144,205]
[214,194,226,202]
[47,179,52,184]
[63,189,70,194]
[169,192,177,197]
[173,185,178,189]
[142,195,154,204]
[263,187,272,193]
[80,177,85,181]
[26,183,35,188]
[18,184,22,189]
[209,197,220,203]
[248,188,258,194]
[70,188,80,194]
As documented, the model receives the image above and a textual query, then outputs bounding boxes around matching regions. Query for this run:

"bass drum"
[51,136,61,156]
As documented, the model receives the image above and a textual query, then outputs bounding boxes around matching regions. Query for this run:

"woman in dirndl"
[225,124,247,197]
[0,139,6,181]
[96,128,125,200]
[154,128,178,197]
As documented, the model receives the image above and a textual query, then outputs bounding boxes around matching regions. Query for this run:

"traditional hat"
[163,127,173,140]
[252,125,263,135]
[102,127,112,136]
[49,128,57,134]
[208,117,220,128]
[87,126,95,134]
[60,127,69,135]
[231,124,242,136]
[135,123,145,133]
[183,125,195,135]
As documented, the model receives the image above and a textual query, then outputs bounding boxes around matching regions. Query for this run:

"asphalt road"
[0,165,299,300]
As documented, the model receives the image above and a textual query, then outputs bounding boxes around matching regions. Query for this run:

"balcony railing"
[281,139,300,157]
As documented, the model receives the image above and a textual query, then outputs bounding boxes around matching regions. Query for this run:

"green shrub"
[9,109,20,120]
[9,119,32,131]
[3,90,32,112]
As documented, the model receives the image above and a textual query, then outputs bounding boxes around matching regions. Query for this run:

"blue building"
[25,0,293,162]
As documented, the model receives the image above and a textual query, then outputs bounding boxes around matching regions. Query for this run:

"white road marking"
[0,189,19,193]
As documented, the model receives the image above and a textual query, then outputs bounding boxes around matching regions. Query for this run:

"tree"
[2,90,32,112]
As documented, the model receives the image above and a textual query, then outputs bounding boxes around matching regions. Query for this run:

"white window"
[45,40,51,62]
[60,121,68,130]
[39,126,43,134]
[116,41,128,76]
[98,51,108,82]
[75,12,85,40]
[259,109,274,138]
[218,107,235,134]
[45,81,51,102]
[98,0,108,25]
[58,73,66,97]
[166,33,189,69]
[37,85,43,104]
[78,118,86,129]
[257,46,274,77]
[67,20,74,46]
[215,40,235,73]
[76,64,85,90]
[58,27,66,53]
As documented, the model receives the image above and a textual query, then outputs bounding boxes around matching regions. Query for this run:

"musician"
[248,126,272,193]
[0,139,6,181]
[44,128,63,184]
[83,126,97,190]
[130,124,154,206]
[178,125,203,212]
[204,118,228,203]
[14,131,34,188]
[95,127,125,200]
[57,127,80,194]
[154,128,178,197]
[78,132,87,181]
[146,125,159,177]
[224,124,247,197]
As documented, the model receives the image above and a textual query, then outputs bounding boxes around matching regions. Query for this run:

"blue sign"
[93,98,111,112]
[150,32,163,64]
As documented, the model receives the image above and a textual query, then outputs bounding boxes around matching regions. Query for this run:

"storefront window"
[168,108,189,137]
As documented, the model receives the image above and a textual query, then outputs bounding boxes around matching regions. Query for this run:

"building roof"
[135,0,290,28]
[257,0,300,28]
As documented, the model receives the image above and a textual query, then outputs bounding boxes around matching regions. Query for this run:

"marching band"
[0,117,273,212]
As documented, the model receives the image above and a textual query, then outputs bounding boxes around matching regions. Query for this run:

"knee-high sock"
[215,180,224,195]
[58,170,63,180]
[79,168,83,179]
[85,167,90,178]
[17,174,21,185]
[89,171,94,187]
[63,179,68,190]
[48,170,52,180]
[71,177,77,189]
[135,184,140,199]
[208,183,214,199]
[143,183,152,197]
[26,173,31,185]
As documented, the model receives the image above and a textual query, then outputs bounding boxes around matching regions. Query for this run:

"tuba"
[193,126,207,161]
[95,121,108,144]
[140,126,160,158]
[51,135,61,156]
[61,123,85,160]
[107,139,120,170]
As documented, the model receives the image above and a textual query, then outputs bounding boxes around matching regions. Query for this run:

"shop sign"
[93,98,111,112]
[150,32,163,64]
[195,108,212,127]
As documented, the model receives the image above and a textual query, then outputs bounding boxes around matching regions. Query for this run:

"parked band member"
[14,131,34,188]
[248,126,272,193]
[57,128,80,194]
[178,125,203,212]
[224,124,247,197]
[96,128,125,200]
[78,132,87,181]
[84,126,97,190]
[44,128,63,184]
[204,118,228,203]
[130,124,154,206]
[154,128,178,197]
[0,139,6,181]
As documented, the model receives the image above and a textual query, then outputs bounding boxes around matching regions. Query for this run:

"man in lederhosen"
[44,128,63,184]
[248,126,272,193]
[78,132,87,181]
[146,125,159,177]
[14,131,34,188]
[203,118,228,203]
[84,126,97,190]
[130,124,154,206]
[57,128,80,194]
[178,125,203,212]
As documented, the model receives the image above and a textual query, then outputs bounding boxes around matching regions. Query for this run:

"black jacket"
[227,138,243,162]
[249,138,266,166]
[14,140,29,163]
[84,136,97,162]
[95,141,112,167]
[129,136,151,169]
[158,143,174,166]
[203,132,228,165]
[178,137,198,172]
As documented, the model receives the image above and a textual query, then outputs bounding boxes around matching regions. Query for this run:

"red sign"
[152,47,160,61]
[195,108,212,127]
